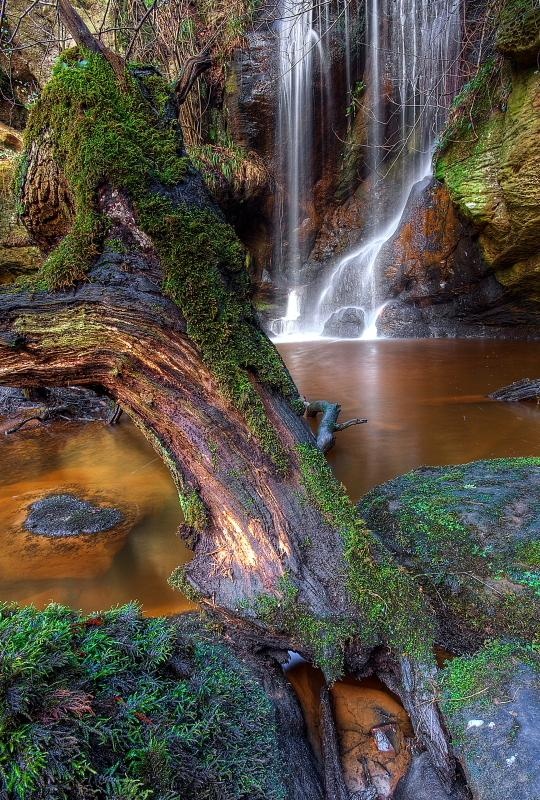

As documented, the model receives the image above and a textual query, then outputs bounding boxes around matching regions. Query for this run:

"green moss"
[434,57,510,179]
[360,459,540,644]
[0,603,287,799]
[168,565,203,602]
[179,488,207,533]
[248,573,355,681]
[21,48,300,469]
[439,639,539,714]
[296,444,435,662]
[516,540,540,567]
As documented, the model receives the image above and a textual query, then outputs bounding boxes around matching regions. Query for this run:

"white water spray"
[273,0,461,340]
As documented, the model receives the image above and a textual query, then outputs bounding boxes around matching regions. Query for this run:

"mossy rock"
[439,641,540,800]
[496,0,540,65]
[359,458,540,650]
[25,493,124,537]
[435,56,540,325]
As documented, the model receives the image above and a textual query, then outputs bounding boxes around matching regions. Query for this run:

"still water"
[280,338,540,500]
[0,339,538,613]
[0,421,192,615]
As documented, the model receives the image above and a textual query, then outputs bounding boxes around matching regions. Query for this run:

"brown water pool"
[0,420,192,615]
[1,338,538,612]
[280,338,540,500]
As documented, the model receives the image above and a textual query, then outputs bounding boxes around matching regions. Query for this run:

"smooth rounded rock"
[323,307,365,338]
[25,493,124,537]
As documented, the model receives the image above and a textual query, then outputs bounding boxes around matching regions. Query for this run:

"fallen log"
[488,378,540,402]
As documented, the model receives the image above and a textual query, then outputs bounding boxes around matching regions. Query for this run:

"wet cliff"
[363,0,540,338]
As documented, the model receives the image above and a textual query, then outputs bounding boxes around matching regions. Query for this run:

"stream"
[1,338,539,612]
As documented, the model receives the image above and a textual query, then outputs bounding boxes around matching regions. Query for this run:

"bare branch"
[173,46,212,106]
[305,399,367,453]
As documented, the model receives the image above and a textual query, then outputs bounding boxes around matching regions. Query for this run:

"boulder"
[394,752,458,799]
[358,458,539,651]
[26,493,124,537]
[439,647,540,800]
[323,307,365,338]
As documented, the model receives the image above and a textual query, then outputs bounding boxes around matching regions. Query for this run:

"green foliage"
[0,603,286,800]
[249,573,355,681]
[346,80,366,118]
[296,444,435,663]
[439,639,540,714]
[21,48,300,469]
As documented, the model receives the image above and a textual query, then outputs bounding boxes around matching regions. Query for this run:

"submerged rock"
[323,307,365,338]
[359,458,539,651]
[26,493,124,537]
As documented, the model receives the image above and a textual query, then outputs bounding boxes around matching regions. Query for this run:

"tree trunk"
[0,47,467,798]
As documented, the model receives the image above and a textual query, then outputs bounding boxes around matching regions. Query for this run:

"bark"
[174,48,213,105]
[489,378,540,402]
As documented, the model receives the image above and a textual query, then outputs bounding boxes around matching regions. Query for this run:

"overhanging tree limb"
[57,0,126,81]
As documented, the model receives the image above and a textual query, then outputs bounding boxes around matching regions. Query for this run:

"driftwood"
[305,400,367,453]
[488,378,540,402]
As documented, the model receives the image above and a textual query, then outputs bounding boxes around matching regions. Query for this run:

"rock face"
[358,458,539,652]
[323,306,365,338]
[26,493,124,537]
[440,650,540,800]
[376,178,505,338]
[428,2,540,337]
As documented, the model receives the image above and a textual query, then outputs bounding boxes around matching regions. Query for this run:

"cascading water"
[270,0,354,337]
[272,0,461,340]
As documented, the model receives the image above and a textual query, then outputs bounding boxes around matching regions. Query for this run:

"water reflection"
[279,338,540,500]
[0,419,193,615]
[1,338,538,614]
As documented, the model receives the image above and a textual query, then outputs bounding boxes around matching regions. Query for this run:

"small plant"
[0,603,287,799]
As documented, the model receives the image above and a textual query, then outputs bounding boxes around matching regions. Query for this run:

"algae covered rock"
[359,458,540,650]
[25,493,124,537]
[439,642,540,800]
[434,0,540,333]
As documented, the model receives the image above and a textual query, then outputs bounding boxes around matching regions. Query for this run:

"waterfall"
[272,0,461,340]
[271,0,354,338]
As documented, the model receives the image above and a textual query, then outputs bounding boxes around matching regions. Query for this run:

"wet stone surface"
[26,493,124,537]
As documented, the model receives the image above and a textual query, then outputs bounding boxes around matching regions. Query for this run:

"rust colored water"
[287,662,413,797]
[279,338,540,501]
[0,419,192,615]
[1,338,539,614]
